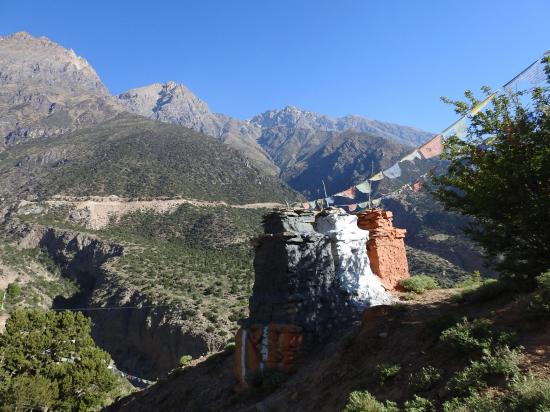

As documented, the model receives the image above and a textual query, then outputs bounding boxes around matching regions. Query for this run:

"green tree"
[433,58,550,282]
[0,309,129,411]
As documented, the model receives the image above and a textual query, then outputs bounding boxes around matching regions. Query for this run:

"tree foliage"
[0,309,129,411]
[433,58,550,281]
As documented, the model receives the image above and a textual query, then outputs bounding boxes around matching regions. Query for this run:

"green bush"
[0,309,129,410]
[179,355,193,367]
[399,275,438,294]
[439,318,493,353]
[442,391,504,412]
[375,363,401,386]
[527,270,550,318]
[403,396,436,412]
[224,342,236,352]
[447,346,523,396]
[452,279,509,303]
[409,366,442,391]
[506,375,550,411]
[6,282,22,299]
[447,361,487,396]
[343,391,399,412]
[454,271,483,289]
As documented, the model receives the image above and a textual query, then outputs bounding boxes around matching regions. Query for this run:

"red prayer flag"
[334,187,357,199]
[419,135,444,159]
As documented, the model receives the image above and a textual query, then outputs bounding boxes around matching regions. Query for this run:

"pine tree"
[0,309,129,411]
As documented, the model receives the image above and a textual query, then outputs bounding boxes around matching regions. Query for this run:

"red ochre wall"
[356,209,410,290]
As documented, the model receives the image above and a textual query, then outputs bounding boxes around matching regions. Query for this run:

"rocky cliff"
[0,32,122,149]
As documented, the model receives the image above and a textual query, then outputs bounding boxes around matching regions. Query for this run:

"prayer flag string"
[298,52,549,211]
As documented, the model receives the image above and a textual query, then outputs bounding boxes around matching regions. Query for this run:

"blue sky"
[1,0,548,132]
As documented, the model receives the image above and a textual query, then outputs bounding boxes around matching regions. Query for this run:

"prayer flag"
[309,201,317,210]
[302,202,310,209]
[383,162,402,179]
[400,150,421,163]
[519,60,546,85]
[347,204,357,212]
[505,59,547,89]
[355,181,371,194]
[316,199,324,208]
[334,187,356,199]
[369,172,385,181]
[326,197,335,206]
[371,198,382,207]
[357,201,369,209]
[486,135,497,145]
[442,118,467,139]
[419,134,444,159]
[470,94,496,116]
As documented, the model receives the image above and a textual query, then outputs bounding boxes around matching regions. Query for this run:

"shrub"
[480,345,523,381]
[442,391,504,412]
[454,271,482,289]
[224,342,236,352]
[399,275,438,294]
[526,270,550,318]
[506,375,550,411]
[0,310,128,410]
[179,355,193,367]
[343,391,399,412]
[447,346,523,396]
[375,364,401,386]
[439,318,493,353]
[447,361,487,396]
[409,366,442,391]
[403,396,436,412]
[6,282,22,299]
[452,279,509,303]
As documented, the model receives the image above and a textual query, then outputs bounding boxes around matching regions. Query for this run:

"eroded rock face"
[5,221,211,380]
[357,209,410,290]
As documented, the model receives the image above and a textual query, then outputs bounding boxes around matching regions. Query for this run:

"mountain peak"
[119,81,211,120]
[0,31,108,97]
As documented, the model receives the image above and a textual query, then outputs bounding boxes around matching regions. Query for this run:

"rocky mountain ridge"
[0,31,434,182]
[0,32,122,150]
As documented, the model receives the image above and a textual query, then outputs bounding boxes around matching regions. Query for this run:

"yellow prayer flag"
[369,172,385,181]
[470,93,496,116]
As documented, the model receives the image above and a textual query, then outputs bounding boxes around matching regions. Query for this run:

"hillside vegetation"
[0,114,300,204]
[8,203,265,362]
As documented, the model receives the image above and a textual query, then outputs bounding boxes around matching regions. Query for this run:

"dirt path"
[20,196,285,230]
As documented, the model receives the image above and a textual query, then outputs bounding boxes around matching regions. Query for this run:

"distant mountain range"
[0,32,433,182]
